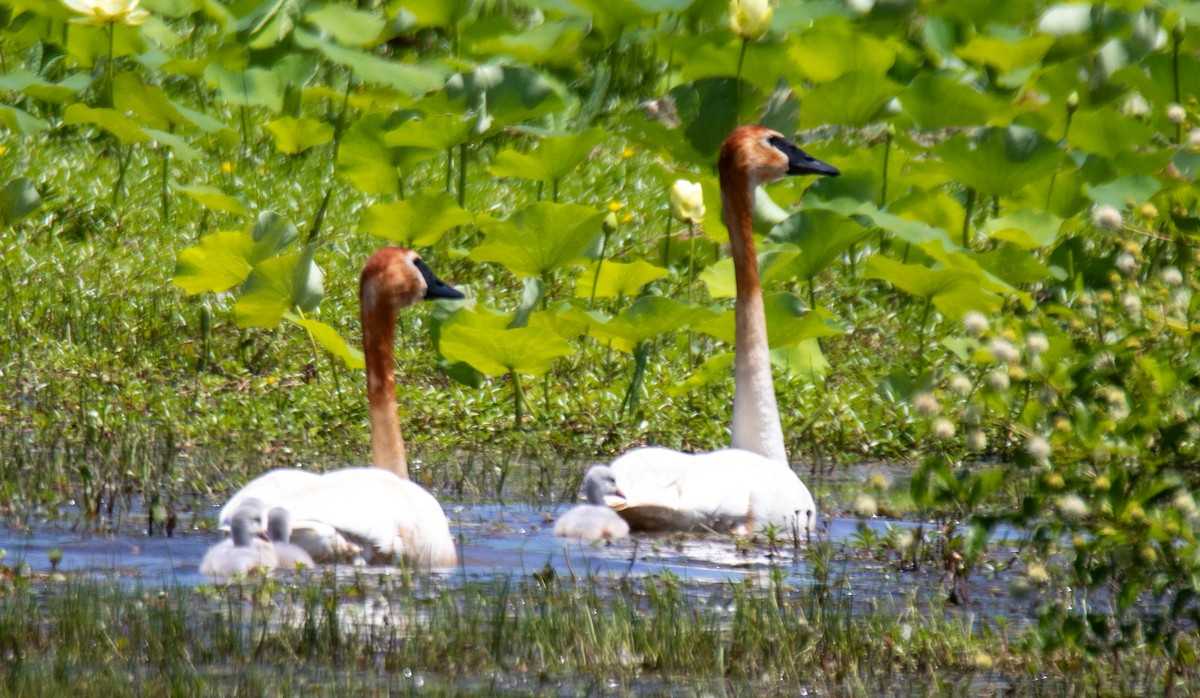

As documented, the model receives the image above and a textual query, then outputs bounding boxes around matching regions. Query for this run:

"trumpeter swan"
[601,126,839,537]
[553,465,630,541]
[219,248,463,569]
[200,499,278,581]
[266,507,315,571]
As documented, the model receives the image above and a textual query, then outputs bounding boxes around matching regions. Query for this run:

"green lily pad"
[802,71,902,128]
[934,125,1063,198]
[587,296,717,353]
[864,255,1001,319]
[471,202,606,278]
[984,209,1064,249]
[1084,175,1162,209]
[63,104,148,144]
[490,128,605,183]
[1,177,42,229]
[768,209,870,282]
[439,308,572,377]
[265,115,334,154]
[175,184,246,215]
[172,230,255,294]
[287,314,364,369]
[305,4,386,47]
[574,258,668,299]
[359,189,473,248]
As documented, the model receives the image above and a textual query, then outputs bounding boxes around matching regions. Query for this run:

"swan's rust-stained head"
[359,247,463,480]
[360,247,464,315]
[718,125,839,189]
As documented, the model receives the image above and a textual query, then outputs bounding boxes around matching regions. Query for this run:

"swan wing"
[219,469,322,529]
[278,468,458,569]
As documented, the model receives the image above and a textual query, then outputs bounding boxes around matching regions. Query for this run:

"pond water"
[0,497,1025,624]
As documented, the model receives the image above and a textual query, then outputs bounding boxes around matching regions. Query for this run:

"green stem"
[445,148,453,194]
[961,188,977,248]
[879,130,892,209]
[160,150,170,224]
[105,24,115,108]
[457,142,468,209]
[1172,29,1182,145]
[915,298,933,371]
[687,221,697,302]
[589,228,610,306]
[111,143,131,209]
[510,371,524,428]
[735,38,749,118]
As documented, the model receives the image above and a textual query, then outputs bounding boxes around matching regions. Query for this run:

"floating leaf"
[112,71,184,130]
[1069,109,1155,159]
[984,209,1064,248]
[956,34,1054,74]
[384,112,473,150]
[0,178,42,229]
[768,209,870,282]
[359,189,473,247]
[0,105,49,135]
[63,104,148,144]
[287,314,364,369]
[864,255,1001,319]
[234,253,307,328]
[176,183,246,215]
[489,128,605,183]
[439,309,572,377]
[1084,175,1162,209]
[933,125,1063,198]
[574,258,668,299]
[265,115,334,154]
[444,64,566,129]
[338,113,437,195]
[295,29,445,94]
[772,338,829,382]
[788,18,895,83]
[143,127,201,161]
[471,202,606,278]
[304,4,386,46]
[172,230,255,294]
[587,296,717,353]
[249,211,300,265]
[801,71,901,128]
[900,73,1014,130]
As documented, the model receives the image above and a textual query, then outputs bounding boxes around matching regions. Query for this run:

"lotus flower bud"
[729,0,772,41]
[669,179,705,224]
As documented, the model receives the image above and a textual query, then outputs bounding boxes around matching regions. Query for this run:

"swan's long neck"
[362,282,409,479]
[720,159,788,464]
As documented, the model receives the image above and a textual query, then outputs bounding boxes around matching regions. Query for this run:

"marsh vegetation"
[3,0,1200,693]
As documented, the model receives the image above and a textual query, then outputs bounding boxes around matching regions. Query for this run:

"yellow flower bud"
[729,0,773,41]
[669,179,705,224]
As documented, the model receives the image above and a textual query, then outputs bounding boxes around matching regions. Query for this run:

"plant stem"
[961,187,977,248]
[687,221,696,302]
[160,150,170,224]
[914,298,932,370]
[735,38,749,117]
[105,24,115,108]
[1172,29,1182,145]
[510,370,524,428]
[111,143,131,209]
[457,142,468,209]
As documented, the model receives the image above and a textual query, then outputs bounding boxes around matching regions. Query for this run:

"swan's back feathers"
[218,468,457,569]
[607,447,816,535]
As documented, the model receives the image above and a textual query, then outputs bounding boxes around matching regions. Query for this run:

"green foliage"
[4,0,1200,683]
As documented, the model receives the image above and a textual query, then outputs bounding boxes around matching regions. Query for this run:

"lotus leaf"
[359,189,473,248]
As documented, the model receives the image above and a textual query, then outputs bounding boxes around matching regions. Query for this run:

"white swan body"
[600,127,837,537]
[201,501,278,581]
[606,447,815,535]
[222,468,456,566]
[216,248,464,571]
[554,465,630,541]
